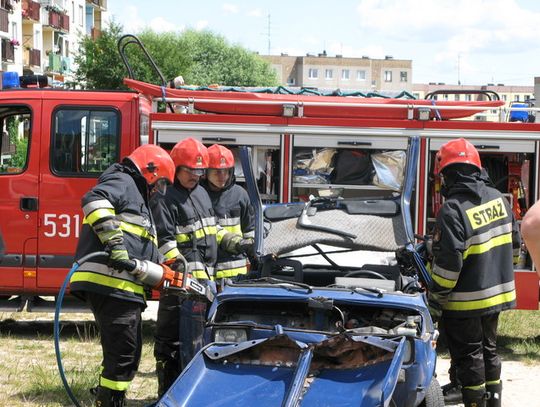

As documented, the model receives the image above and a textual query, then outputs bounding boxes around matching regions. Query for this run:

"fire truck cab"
[0,85,151,311]
[0,76,539,311]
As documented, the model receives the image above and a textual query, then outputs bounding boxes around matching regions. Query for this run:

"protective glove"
[236,237,255,257]
[107,243,136,272]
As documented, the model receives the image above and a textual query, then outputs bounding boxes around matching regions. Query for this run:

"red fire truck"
[0,67,538,311]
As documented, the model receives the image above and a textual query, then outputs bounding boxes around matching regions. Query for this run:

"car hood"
[157,331,407,407]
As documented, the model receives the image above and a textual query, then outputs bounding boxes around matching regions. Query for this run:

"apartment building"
[413,83,535,121]
[261,52,413,93]
[1,0,107,85]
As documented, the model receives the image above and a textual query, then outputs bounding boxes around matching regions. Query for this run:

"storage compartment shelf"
[292,183,387,190]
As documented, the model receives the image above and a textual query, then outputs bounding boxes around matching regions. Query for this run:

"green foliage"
[7,116,28,169]
[73,23,277,90]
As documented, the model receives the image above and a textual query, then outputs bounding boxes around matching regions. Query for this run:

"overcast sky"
[108,0,540,86]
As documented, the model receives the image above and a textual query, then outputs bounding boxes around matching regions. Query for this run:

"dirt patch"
[436,357,538,407]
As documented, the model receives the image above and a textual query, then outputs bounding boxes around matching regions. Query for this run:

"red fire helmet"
[208,144,235,169]
[126,144,175,185]
[434,138,481,175]
[170,137,209,169]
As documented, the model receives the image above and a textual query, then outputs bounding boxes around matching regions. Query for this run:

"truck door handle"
[202,137,237,143]
[337,141,372,146]
[474,144,500,150]
[20,197,38,211]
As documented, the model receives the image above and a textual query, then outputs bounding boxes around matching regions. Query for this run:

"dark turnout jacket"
[429,172,520,317]
[203,178,255,279]
[150,182,223,280]
[71,163,160,305]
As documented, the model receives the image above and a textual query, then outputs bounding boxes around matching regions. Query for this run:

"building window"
[454,94,460,101]
[308,68,318,79]
[413,93,420,99]
[525,95,531,101]
[357,70,366,81]
[52,108,120,175]
[287,77,296,85]
[466,94,472,101]
[79,5,84,26]
[341,69,350,80]
[515,95,520,102]
[325,69,333,79]
[443,94,449,100]
[502,94,507,101]
[400,71,408,82]
[384,71,392,82]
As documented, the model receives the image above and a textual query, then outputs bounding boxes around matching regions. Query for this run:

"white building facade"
[0,0,107,85]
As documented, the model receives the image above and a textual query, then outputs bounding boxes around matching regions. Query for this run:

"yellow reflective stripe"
[70,272,145,296]
[176,226,217,243]
[119,222,157,245]
[223,225,242,235]
[193,270,210,279]
[443,290,516,311]
[462,233,512,260]
[85,208,116,226]
[216,228,228,244]
[100,376,131,391]
[463,384,485,391]
[431,273,457,289]
[164,247,180,260]
[486,379,501,386]
[215,266,248,279]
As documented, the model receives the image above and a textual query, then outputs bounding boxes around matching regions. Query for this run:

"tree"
[73,23,277,90]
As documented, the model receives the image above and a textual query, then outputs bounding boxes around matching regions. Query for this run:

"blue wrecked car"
[157,136,443,407]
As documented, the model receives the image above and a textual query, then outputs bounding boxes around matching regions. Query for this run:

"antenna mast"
[267,13,271,54]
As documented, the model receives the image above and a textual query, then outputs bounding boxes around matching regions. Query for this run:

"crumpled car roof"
[263,206,408,256]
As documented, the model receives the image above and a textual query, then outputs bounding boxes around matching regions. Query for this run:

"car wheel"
[419,377,445,407]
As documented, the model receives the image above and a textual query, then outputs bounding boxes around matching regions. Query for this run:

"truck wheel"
[420,377,445,407]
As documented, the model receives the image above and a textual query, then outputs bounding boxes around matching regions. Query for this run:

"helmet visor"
[151,177,171,196]
[181,166,206,177]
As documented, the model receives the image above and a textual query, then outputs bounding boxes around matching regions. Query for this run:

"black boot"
[156,360,180,398]
[95,386,126,407]
[486,382,502,407]
[442,381,463,405]
[462,387,486,407]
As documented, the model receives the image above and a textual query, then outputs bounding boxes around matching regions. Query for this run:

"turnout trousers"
[443,312,501,388]
[87,292,143,391]
[154,291,207,396]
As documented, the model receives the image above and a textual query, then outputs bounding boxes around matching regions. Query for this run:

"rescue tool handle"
[337,141,372,146]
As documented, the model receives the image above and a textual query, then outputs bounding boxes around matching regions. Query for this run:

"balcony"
[22,0,41,22]
[44,7,70,31]
[24,48,41,67]
[1,39,15,62]
[48,53,61,72]
[0,7,8,33]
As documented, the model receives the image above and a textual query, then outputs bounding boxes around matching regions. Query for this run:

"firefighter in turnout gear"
[150,138,253,398]
[70,144,176,407]
[428,138,520,407]
[202,144,255,280]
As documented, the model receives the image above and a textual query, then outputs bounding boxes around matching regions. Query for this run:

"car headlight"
[402,338,415,364]
[214,328,248,343]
